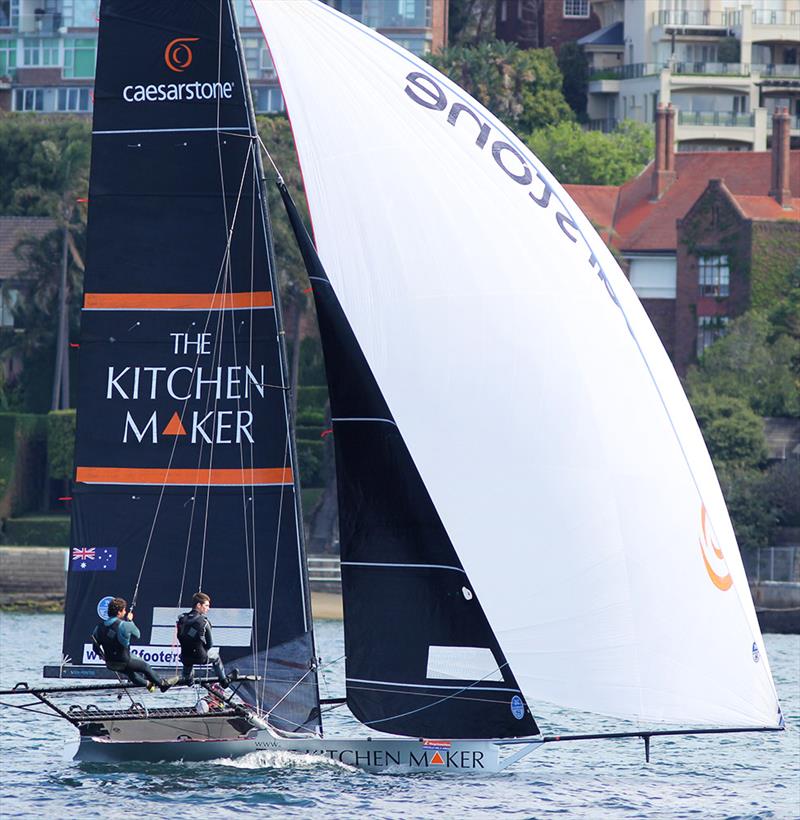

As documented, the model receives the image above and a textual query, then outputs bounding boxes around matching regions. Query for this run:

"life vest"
[177,610,209,662]
[96,618,130,666]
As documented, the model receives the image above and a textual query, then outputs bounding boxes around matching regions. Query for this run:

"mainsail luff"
[59,0,320,735]
[255,0,781,730]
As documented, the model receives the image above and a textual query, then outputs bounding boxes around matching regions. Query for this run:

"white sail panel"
[254,0,780,729]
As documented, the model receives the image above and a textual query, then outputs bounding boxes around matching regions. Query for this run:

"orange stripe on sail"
[83,292,273,310]
[75,467,293,486]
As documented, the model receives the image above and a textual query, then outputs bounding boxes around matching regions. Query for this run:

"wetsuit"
[177,609,228,685]
[92,616,162,688]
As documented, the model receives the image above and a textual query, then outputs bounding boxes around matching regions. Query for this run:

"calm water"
[0,613,798,820]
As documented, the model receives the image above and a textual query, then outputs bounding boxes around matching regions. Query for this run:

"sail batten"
[257,0,781,731]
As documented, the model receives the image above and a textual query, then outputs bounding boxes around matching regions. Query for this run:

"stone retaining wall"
[0,546,67,604]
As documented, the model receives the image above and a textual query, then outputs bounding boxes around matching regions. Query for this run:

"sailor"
[91,598,168,692]
[177,592,231,687]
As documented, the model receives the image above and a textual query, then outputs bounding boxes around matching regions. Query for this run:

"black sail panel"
[58,0,319,735]
[280,183,538,739]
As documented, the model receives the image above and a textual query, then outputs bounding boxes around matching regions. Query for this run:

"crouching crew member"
[177,592,231,687]
[92,598,168,692]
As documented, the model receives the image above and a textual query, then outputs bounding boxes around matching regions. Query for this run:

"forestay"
[254,0,781,729]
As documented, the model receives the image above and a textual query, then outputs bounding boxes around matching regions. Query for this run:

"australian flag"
[71,547,117,572]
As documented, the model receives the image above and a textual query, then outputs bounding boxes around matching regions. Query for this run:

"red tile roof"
[566,150,800,252]
[0,216,58,280]
[731,194,800,221]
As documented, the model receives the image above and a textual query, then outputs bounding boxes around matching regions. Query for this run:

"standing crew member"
[177,592,231,686]
[92,598,168,692]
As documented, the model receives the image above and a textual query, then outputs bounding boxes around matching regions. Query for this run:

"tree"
[689,391,768,471]
[686,311,800,418]
[447,0,496,45]
[428,41,573,134]
[557,42,589,119]
[526,119,654,185]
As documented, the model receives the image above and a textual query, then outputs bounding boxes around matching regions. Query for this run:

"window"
[57,86,91,111]
[254,86,284,114]
[0,287,18,328]
[0,38,16,76]
[63,37,96,78]
[563,0,590,18]
[698,255,730,297]
[234,0,258,27]
[500,0,507,23]
[14,87,44,111]
[0,1,11,27]
[697,316,729,357]
[22,37,59,67]
[62,0,99,28]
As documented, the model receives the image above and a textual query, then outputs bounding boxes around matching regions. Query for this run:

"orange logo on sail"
[699,504,732,591]
[165,37,199,72]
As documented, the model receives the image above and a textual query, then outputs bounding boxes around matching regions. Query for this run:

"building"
[583,0,800,150]
[496,0,601,52]
[0,0,447,115]
[566,106,800,375]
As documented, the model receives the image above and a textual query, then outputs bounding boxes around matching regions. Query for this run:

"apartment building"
[584,0,799,150]
[0,0,447,114]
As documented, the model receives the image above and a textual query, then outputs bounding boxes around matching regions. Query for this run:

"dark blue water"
[1,613,798,819]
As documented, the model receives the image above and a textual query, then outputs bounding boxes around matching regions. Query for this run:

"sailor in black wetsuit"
[177,592,230,686]
[91,597,168,692]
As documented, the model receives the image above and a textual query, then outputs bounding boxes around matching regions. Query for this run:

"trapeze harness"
[177,611,211,663]
[93,619,130,671]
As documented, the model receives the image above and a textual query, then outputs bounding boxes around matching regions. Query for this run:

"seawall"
[0,546,344,619]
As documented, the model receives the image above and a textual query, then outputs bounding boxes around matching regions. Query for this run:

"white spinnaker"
[253,0,780,729]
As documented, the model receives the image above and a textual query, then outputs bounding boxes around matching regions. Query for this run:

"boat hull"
[74,730,506,772]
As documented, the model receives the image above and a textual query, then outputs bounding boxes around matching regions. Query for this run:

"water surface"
[1,613,797,819]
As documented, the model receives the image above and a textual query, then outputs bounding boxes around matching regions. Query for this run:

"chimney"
[770,107,792,209]
[651,104,677,200]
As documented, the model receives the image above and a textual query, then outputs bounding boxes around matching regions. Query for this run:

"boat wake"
[210,750,359,773]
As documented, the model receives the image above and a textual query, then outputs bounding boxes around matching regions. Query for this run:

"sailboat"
[0,0,783,772]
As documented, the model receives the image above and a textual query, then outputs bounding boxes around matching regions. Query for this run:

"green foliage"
[764,459,800,527]
[557,43,588,119]
[686,311,800,418]
[0,412,47,518]
[749,224,800,310]
[428,41,573,134]
[2,514,70,546]
[0,114,91,216]
[717,37,741,64]
[689,392,767,470]
[297,386,329,413]
[526,120,654,185]
[716,466,777,550]
[299,335,326,386]
[296,439,325,487]
[47,409,76,480]
[447,0,496,45]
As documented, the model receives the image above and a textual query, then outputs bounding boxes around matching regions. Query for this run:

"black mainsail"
[280,183,538,739]
[56,0,320,735]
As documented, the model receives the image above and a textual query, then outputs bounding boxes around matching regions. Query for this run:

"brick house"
[496,0,600,53]
[566,107,800,376]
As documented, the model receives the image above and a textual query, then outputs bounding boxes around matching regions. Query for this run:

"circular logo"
[97,596,114,620]
[165,37,199,73]
[510,695,525,720]
[461,586,473,601]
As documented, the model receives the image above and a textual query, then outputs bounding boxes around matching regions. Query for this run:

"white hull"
[74,729,537,772]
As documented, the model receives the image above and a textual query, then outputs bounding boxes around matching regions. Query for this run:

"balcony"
[585,118,619,133]
[754,64,800,79]
[751,10,800,26]
[769,113,800,132]
[653,10,736,28]
[18,10,62,34]
[589,63,662,80]
[678,111,755,127]
[671,62,750,77]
